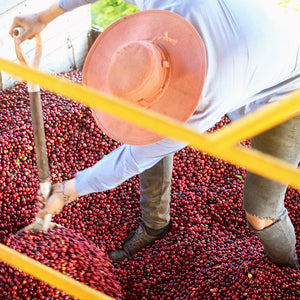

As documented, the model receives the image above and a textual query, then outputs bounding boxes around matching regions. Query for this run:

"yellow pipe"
[0,58,299,189]
[210,90,300,146]
[0,243,115,300]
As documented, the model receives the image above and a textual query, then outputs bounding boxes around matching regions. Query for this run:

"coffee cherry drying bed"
[0,70,299,299]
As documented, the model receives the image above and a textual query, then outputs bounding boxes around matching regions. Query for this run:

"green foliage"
[91,0,139,29]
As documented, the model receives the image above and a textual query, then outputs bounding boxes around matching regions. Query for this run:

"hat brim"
[83,10,207,145]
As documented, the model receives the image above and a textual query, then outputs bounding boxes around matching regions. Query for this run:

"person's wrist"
[60,178,80,204]
[61,181,71,204]
[39,3,66,25]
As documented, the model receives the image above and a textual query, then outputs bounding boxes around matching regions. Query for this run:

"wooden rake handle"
[13,28,52,231]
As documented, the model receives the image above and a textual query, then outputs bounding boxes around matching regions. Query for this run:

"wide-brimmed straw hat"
[83,10,207,145]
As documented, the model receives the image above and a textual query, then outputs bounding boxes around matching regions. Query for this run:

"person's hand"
[36,182,66,219]
[9,14,47,44]
[36,178,79,219]
[9,3,66,44]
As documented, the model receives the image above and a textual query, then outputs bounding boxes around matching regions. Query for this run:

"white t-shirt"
[57,0,300,195]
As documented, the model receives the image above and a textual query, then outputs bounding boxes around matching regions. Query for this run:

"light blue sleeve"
[123,0,139,6]
[75,138,187,195]
[57,0,98,11]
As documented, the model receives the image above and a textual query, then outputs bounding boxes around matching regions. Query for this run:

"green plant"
[91,0,139,29]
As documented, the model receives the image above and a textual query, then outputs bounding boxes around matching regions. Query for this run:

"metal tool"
[13,27,61,233]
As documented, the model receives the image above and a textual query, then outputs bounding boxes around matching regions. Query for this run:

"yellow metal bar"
[211,144,300,190]
[0,58,299,190]
[0,243,115,300]
[210,90,300,146]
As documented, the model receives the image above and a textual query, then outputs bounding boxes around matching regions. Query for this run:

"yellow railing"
[1,58,299,189]
[0,243,114,300]
[0,57,299,299]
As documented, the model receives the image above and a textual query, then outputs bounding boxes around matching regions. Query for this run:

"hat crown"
[107,41,169,107]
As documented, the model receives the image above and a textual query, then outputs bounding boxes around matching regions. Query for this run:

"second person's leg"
[243,116,300,269]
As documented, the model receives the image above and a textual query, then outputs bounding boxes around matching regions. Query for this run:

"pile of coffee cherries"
[0,227,123,299]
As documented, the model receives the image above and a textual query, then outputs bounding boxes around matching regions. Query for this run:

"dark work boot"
[109,223,169,262]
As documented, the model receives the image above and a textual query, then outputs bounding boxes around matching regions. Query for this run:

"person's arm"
[9,2,66,44]
[36,138,187,219]
[57,0,99,12]
[9,0,99,44]
[75,139,187,195]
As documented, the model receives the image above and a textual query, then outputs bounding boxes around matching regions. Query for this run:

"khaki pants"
[139,154,173,230]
